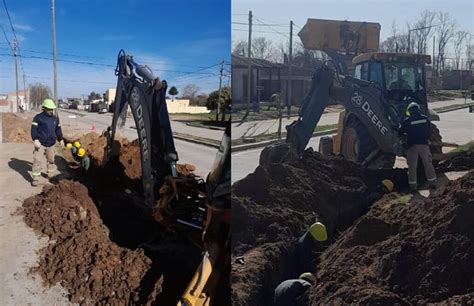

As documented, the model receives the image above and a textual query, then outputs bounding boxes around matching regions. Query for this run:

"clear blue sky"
[0,0,231,97]
[232,0,473,57]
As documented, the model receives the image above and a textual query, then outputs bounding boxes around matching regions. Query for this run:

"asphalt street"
[231,107,473,183]
[58,110,217,177]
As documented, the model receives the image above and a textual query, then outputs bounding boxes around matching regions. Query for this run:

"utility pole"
[288,20,293,118]
[216,60,224,121]
[51,0,58,115]
[13,39,19,113]
[23,73,27,110]
[246,10,252,116]
[432,36,436,78]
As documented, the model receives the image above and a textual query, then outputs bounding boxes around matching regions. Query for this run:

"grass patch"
[451,141,474,153]
[433,102,474,113]
[232,123,338,146]
[169,112,216,122]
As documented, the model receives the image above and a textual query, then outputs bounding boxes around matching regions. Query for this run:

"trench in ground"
[60,155,202,305]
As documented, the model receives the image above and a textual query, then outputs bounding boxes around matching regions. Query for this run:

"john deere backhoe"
[106,50,230,305]
[281,19,446,168]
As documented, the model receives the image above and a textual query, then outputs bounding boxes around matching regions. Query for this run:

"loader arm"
[286,63,404,157]
[107,50,178,209]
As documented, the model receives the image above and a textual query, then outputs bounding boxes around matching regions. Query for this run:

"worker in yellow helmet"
[297,221,328,271]
[274,272,316,306]
[31,98,64,186]
[67,141,91,170]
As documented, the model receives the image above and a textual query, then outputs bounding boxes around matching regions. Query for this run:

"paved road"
[231,108,473,183]
[59,110,223,140]
[231,98,472,140]
[0,143,70,304]
[59,110,216,177]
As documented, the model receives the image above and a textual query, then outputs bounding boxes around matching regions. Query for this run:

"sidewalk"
[0,143,70,304]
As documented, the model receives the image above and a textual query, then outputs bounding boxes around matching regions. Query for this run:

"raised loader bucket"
[298,18,381,53]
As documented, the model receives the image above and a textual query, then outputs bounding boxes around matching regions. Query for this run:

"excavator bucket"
[298,18,381,53]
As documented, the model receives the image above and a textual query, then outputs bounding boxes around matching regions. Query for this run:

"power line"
[254,17,289,38]
[0,53,222,77]
[0,24,13,52]
[232,22,288,27]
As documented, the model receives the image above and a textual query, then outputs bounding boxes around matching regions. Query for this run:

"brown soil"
[21,180,155,305]
[2,112,32,143]
[308,171,474,304]
[436,145,474,172]
[231,146,408,305]
[24,132,205,305]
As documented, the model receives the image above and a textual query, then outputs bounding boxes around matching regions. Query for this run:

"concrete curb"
[232,129,337,152]
[173,132,220,149]
[58,109,86,117]
[185,122,226,131]
[433,103,474,114]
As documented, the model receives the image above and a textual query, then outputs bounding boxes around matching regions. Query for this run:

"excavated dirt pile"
[22,133,205,304]
[2,112,32,143]
[436,143,474,172]
[21,180,154,304]
[231,146,408,305]
[308,171,474,304]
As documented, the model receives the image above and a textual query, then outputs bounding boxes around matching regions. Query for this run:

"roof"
[232,54,285,69]
[352,52,431,65]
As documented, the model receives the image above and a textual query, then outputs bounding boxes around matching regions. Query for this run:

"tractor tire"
[341,120,375,163]
[319,136,334,156]
[341,119,395,168]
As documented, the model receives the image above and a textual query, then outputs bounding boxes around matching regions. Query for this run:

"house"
[0,90,29,113]
[231,54,315,111]
[104,88,116,105]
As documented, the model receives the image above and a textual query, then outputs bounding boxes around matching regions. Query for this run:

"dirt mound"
[231,146,408,305]
[2,112,32,143]
[22,180,155,304]
[65,134,195,180]
[437,144,474,172]
[308,171,474,304]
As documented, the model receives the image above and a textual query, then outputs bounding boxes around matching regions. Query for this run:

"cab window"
[361,62,369,80]
[354,64,361,79]
[369,62,383,87]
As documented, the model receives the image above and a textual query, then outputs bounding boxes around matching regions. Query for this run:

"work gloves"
[34,139,41,149]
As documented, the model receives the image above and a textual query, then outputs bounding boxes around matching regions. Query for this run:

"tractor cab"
[352,52,433,126]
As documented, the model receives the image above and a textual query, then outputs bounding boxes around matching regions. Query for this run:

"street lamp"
[407,25,439,53]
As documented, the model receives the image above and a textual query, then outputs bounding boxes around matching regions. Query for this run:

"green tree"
[88,91,101,102]
[206,86,231,121]
[168,86,178,101]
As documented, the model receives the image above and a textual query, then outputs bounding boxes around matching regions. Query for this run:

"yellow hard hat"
[77,147,86,157]
[382,179,394,193]
[66,143,72,149]
[42,98,56,110]
[309,222,327,242]
[299,272,316,284]
[73,141,81,148]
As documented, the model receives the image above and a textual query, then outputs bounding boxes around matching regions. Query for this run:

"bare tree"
[29,83,52,110]
[232,40,247,56]
[435,12,457,75]
[251,37,277,61]
[453,30,469,70]
[410,10,436,54]
[466,33,473,70]
[380,20,409,53]
[181,84,200,102]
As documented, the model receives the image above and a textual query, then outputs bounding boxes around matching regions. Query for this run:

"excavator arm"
[286,63,404,159]
[106,50,178,210]
[106,50,230,305]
